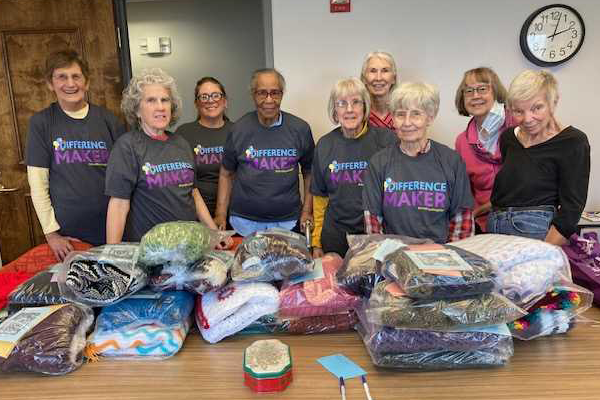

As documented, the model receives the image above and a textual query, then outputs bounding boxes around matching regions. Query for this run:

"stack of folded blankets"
[359,243,524,370]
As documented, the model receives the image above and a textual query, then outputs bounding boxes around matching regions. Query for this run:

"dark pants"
[321,223,352,257]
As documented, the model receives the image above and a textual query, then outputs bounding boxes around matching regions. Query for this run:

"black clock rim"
[519,3,586,67]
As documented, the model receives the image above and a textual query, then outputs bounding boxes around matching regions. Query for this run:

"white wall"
[272,0,599,209]
[127,0,266,126]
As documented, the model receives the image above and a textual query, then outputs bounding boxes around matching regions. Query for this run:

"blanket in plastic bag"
[231,229,314,282]
[7,264,66,312]
[0,303,93,374]
[562,232,600,306]
[239,311,358,335]
[57,244,146,306]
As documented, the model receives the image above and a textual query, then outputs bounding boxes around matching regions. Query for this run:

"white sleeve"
[27,166,60,234]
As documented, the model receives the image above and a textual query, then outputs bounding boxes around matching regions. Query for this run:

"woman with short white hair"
[311,77,395,257]
[487,70,590,245]
[360,51,398,130]
[363,82,474,243]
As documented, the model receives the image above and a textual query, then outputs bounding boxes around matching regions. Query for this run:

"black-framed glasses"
[254,89,283,100]
[463,85,490,97]
[196,92,224,102]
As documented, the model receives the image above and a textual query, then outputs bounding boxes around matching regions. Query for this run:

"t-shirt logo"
[244,145,298,172]
[142,161,194,189]
[383,177,447,212]
[193,144,223,165]
[328,160,367,186]
[52,136,109,166]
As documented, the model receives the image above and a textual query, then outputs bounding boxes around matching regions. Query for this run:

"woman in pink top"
[454,67,515,233]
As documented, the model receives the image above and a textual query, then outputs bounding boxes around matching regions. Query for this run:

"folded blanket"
[452,234,570,307]
[0,242,93,275]
[57,244,147,306]
[1,271,34,310]
[366,281,525,330]
[383,244,495,300]
[196,282,279,343]
[239,311,358,335]
[337,234,433,298]
[86,319,190,359]
[7,265,65,312]
[279,253,360,318]
[148,251,232,294]
[95,290,195,332]
[231,229,314,282]
[0,304,94,374]
[139,221,216,268]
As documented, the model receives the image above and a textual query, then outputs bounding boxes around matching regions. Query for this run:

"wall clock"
[520,4,585,67]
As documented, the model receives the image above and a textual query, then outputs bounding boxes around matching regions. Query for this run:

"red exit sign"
[330,0,351,13]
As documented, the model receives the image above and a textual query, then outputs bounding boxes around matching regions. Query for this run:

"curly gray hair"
[121,68,183,129]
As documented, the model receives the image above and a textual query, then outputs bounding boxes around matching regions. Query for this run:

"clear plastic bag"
[57,243,147,306]
[509,282,593,340]
[139,221,219,267]
[148,251,233,294]
[8,264,66,311]
[231,229,314,282]
[366,280,526,330]
[0,303,94,375]
[238,311,359,335]
[337,234,433,298]
[279,253,360,318]
[382,244,495,300]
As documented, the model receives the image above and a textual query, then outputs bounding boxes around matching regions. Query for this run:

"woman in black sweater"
[487,70,590,245]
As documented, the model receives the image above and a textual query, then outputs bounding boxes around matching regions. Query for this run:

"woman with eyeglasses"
[360,51,398,130]
[176,77,232,217]
[25,50,125,261]
[454,67,516,233]
[310,78,395,257]
[363,82,474,243]
[487,70,590,245]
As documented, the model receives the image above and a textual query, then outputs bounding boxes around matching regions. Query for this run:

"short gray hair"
[360,51,398,91]
[389,82,439,118]
[508,69,559,112]
[327,77,371,124]
[249,68,286,94]
[121,68,182,129]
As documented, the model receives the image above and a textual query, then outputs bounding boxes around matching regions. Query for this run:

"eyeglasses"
[196,92,224,102]
[254,89,283,100]
[52,73,85,83]
[463,85,490,97]
[393,109,427,121]
[335,99,364,109]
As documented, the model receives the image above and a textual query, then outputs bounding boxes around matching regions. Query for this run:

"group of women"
[25,49,590,262]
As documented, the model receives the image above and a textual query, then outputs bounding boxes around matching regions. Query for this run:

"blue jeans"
[229,216,297,237]
[487,208,554,240]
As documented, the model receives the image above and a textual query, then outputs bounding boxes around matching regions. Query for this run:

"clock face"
[520,4,585,67]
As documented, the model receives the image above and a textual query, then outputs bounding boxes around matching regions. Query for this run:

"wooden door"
[0,0,123,264]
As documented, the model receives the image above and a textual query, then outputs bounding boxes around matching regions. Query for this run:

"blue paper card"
[317,354,367,379]
[289,258,324,285]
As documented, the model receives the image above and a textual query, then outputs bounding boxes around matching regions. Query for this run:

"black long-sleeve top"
[490,125,590,238]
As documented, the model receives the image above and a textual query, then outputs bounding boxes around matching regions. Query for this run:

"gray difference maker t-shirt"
[363,140,473,243]
[222,111,315,222]
[105,130,198,241]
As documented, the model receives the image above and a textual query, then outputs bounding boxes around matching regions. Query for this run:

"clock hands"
[548,27,573,40]
[550,12,561,42]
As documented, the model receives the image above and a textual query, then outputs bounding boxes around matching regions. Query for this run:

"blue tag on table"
[317,354,367,379]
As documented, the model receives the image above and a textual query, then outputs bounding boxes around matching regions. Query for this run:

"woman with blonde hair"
[360,51,398,130]
[487,70,590,245]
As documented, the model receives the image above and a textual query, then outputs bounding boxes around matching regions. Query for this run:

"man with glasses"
[215,68,315,236]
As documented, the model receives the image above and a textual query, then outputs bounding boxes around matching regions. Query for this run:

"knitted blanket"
[0,271,34,310]
[148,251,232,294]
[279,253,360,318]
[367,281,525,330]
[451,234,570,307]
[58,244,147,306]
[0,304,94,375]
[0,242,92,274]
[232,229,314,282]
[196,282,280,343]
[383,244,495,300]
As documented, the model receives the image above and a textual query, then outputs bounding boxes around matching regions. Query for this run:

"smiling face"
[363,57,395,99]
[463,74,495,119]
[393,107,432,144]
[511,90,554,138]
[253,72,283,126]
[46,63,89,112]
[137,84,172,136]
[195,81,227,122]
[335,93,365,136]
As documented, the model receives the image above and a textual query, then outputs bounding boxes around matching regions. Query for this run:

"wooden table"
[2,308,600,400]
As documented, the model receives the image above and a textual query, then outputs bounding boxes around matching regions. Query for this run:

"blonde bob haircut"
[360,51,398,91]
[455,67,507,116]
[507,69,559,112]
[389,82,439,119]
[121,68,183,129]
[327,77,371,124]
